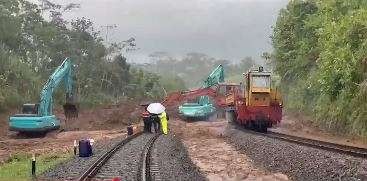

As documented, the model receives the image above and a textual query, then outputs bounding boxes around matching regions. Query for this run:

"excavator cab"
[245,67,272,107]
[21,104,39,115]
[218,83,240,107]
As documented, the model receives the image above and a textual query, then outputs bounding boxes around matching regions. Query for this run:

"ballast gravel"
[94,133,154,180]
[225,123,367,181]
[41,134,128,180]
[150,134,206,181]
[41,133,204,181]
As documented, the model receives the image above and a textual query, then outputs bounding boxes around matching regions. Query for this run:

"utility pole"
[101,24,117,44]
[122,38,137,62]
[39,0,45,17]
[125,47,140,63]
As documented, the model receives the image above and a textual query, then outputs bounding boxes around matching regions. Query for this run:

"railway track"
[245,128,367,158]
[138,134,160,181]
[77,132,161,181]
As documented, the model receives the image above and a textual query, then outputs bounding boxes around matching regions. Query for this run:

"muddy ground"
[272,112,367,149]
[171,117,289,181]
[169,111,367,180]
[1,101,367,180]
[0,101,142,163]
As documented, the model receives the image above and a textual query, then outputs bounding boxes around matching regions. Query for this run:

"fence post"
[74,140,77,156]
[31,153,36,178]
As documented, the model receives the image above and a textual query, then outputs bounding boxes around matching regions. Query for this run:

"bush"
[0,87,23,112]
[79,93,116,108]
[272,0,367,137]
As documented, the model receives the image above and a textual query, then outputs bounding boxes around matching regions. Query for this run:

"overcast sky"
[34,0,288,62]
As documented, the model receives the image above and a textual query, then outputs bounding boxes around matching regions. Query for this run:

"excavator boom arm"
[203,65,224,88]
[162,86,227,107]
[38,58,74,116]
[162,87,216,106]
[163,64,226,108]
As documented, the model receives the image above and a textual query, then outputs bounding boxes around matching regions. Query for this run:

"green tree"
[0,0,169,110]
[272,0,367,136]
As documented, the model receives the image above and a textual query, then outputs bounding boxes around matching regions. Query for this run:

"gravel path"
[41,134,128,180]
[150,134,206,181]
[225,123,367,181]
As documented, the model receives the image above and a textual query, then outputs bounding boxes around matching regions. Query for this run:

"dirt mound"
[0,110,16,139]
[0,100,143,163]
[55,100,142,131]
[0,130,125,164]
[0,100,142,139]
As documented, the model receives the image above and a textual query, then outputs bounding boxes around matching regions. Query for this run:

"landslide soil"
[272,112,367,149]
[0,101,142,163]
[171,117,289,181]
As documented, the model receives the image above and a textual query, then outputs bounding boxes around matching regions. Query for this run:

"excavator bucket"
[63,103,78,119]
[64,91,78,119]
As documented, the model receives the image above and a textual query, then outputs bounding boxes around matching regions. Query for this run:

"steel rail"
[266,131,367,158]
[138,134,161,181]
[242,127,367,158]
[78,132,144,181]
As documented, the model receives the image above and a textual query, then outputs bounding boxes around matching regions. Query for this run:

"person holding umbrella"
[140,102,152,133]
[159,111,169,135]
[151,114,160,133]
[147,103,169,134]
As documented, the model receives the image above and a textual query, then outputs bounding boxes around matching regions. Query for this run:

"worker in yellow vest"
[159,111,169,134]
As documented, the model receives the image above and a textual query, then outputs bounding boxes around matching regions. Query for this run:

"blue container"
[79,140,92,157]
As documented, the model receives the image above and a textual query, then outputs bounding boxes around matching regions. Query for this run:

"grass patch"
[0,152,71,181]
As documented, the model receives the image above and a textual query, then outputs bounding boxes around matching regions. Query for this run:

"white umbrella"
[147,103,166,114]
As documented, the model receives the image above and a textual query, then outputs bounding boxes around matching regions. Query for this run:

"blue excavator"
[9,58,78,133]
[178,65,224,119]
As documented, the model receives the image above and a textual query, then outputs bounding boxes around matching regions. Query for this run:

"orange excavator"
[161,66,282,132]
[161,65,234,117]
[162,83,239,109]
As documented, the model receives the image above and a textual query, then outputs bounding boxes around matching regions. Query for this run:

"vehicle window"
[252,75,270,88]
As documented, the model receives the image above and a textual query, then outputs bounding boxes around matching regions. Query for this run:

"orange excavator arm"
[162,86,227,107]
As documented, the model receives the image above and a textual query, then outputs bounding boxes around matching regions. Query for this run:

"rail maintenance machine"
[225,67,282,132]
[9,58,78,133]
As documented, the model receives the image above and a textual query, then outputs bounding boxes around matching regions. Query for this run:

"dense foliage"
[0,0,182,111]
[272,0,367,136]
